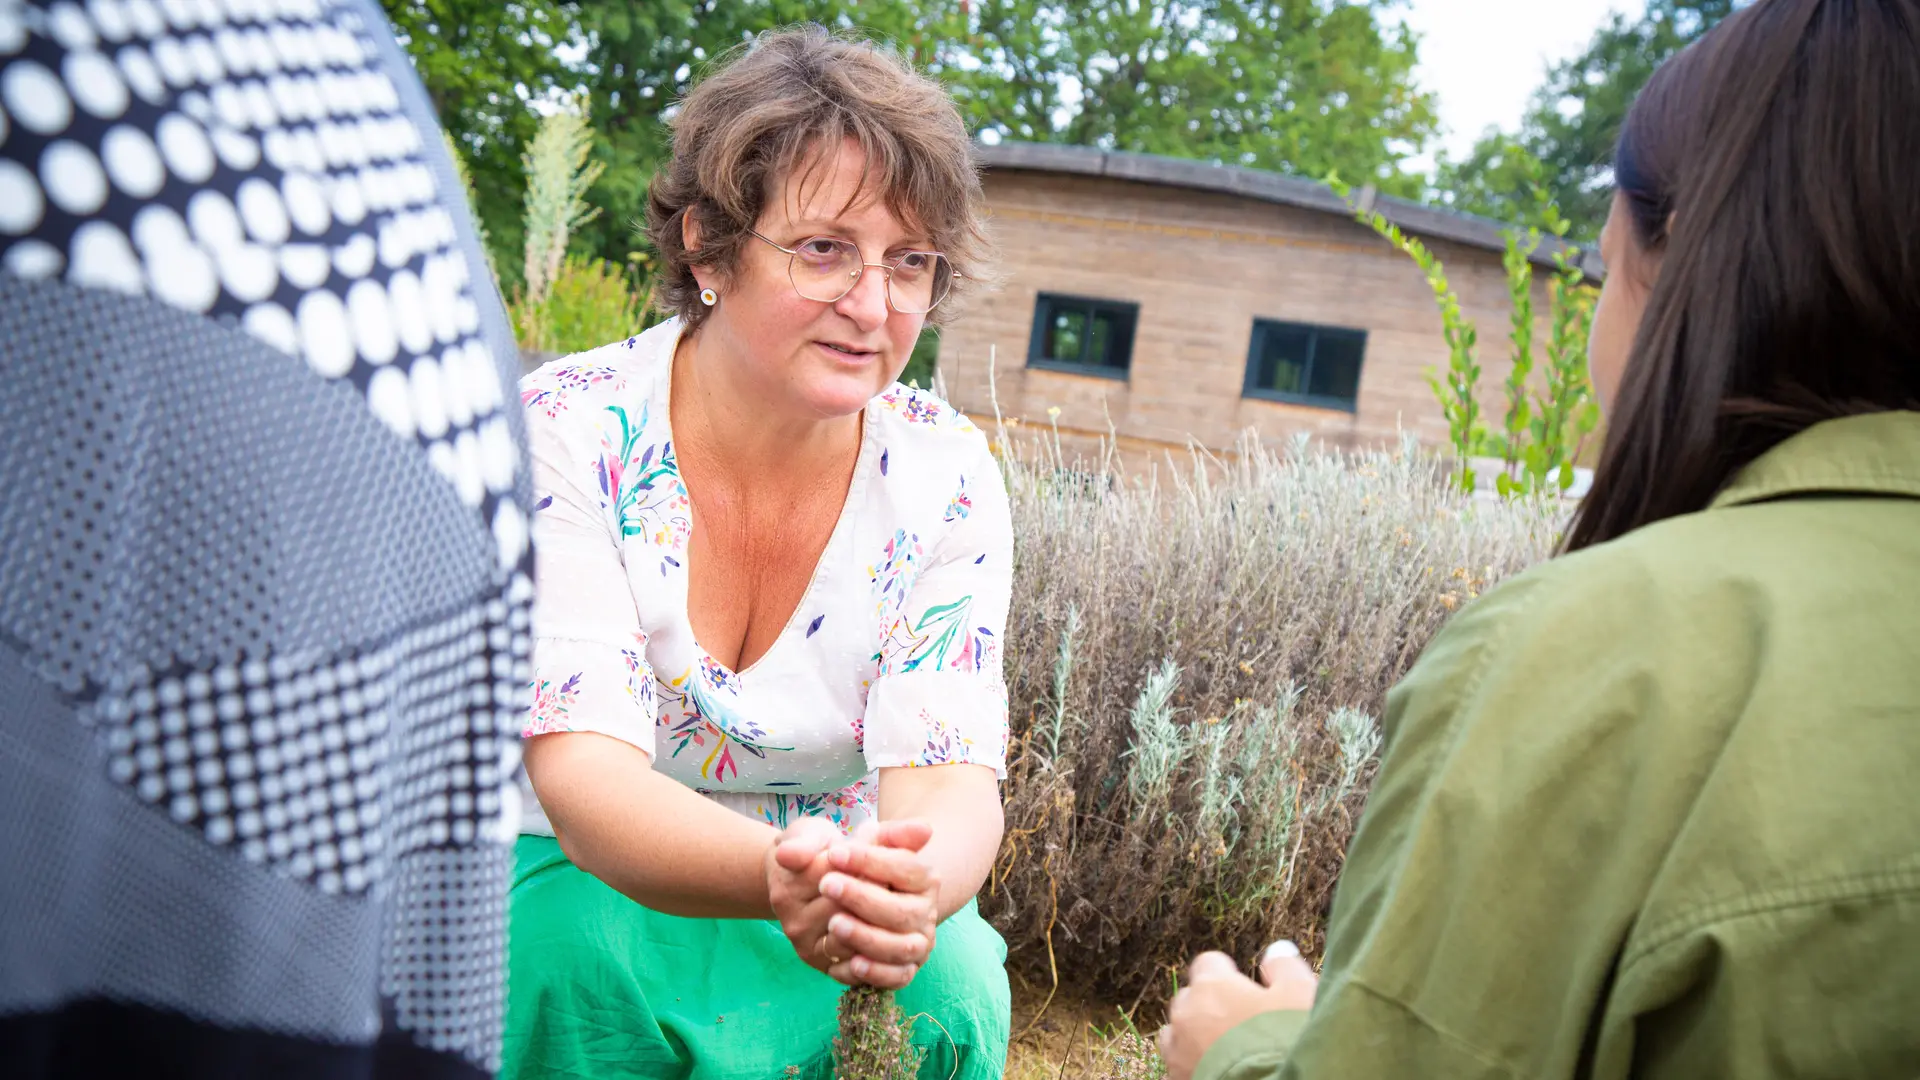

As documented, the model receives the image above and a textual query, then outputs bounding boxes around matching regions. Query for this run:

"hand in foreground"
[818,819,940,988]
[1158,941,1319,1080]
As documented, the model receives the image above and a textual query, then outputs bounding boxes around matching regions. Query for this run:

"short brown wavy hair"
[644,25,991,330]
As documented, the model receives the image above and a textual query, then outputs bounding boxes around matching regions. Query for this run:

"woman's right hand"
[817,820,940,988]
[766,817,849,978]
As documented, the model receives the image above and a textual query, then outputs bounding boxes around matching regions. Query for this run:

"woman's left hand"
[819,819,941,988]
[1159,945,1318,1080]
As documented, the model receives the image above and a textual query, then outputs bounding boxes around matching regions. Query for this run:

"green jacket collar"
[1711,411,1920,510]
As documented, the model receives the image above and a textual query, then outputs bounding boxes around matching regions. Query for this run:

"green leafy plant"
[834,986,926,1080]
[1534,237,1606,493]
[1494,225,1540,483]
[1333,168,1601,496]
[525,254,651,356]
[902,326,940,389]
[1333,187,1483,490]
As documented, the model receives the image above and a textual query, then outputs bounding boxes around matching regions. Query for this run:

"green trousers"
[503,835,1011,1079]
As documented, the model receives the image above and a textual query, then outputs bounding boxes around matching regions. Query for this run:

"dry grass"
[1006,978,1163,1079]
[986,428,1563,1019]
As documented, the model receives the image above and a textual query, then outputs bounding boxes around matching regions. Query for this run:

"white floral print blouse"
[517,319,1012,836]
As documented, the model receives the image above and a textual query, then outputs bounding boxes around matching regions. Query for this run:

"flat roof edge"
[974,141,1605,280]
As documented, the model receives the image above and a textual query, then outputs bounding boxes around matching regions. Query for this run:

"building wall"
[936,170,1562,462]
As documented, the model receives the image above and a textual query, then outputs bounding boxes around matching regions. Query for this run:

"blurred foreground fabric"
[0,1,530,1075]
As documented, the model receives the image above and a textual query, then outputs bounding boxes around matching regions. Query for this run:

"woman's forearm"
[878,764,1005,921]
[524,732,779,919]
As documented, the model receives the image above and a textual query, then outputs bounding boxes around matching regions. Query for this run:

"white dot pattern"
[5,236,65,276]
[48,3,99,50]
[0,158,46,233]
[0,0,520,544]
[100,122,166,195]
[4,58,73,133]
[115,43,167,103]
[41,139,109,214]
[0,6,26,55]
[88,597,520,899]
[2,0,529,1071]
[63,48,129,118]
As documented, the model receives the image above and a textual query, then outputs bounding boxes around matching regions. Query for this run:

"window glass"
[1030,295,1138,377]
[1044,308,1087,365]
[1307,331,1365,403]
[1244,320,1367,410]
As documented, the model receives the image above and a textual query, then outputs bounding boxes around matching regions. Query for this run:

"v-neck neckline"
[654,322,881,681]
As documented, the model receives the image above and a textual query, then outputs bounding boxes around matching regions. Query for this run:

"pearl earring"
[700,287,718,306]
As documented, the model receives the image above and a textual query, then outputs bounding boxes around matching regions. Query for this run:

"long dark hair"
[1565,0,1920,552]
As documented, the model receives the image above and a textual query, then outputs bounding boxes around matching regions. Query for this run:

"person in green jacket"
[1159,1,1920,1077]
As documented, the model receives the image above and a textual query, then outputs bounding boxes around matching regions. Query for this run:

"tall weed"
[508,102,658,356]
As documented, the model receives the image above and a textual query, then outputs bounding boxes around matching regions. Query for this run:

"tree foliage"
[381,0,578,287]
[566,1,911,272]
[1433,0,1742,241]
[940,0,1436,195]
[380,0,1439,276]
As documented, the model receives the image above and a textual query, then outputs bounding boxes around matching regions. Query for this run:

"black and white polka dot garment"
[0,1,532,1076]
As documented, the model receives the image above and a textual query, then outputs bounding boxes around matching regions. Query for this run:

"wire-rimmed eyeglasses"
[749,229,958,315]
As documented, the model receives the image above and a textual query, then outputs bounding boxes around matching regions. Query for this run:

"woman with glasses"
[504,26,1010,1079]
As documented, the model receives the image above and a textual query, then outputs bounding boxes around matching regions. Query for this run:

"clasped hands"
[764,817,941,989]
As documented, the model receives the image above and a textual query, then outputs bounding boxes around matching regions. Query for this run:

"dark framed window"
[1027,293,1139,379]
[1243,319,1367,412]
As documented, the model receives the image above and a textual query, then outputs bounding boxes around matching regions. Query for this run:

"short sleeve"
[522,400,658,758]
[864,438,1013,776]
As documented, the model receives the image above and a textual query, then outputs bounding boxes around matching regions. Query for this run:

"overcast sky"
[1401,0,1649,170]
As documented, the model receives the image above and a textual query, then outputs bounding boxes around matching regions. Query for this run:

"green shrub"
[506,100,662,357]
[514,254,650,356]
[988,430,1562,1010]
[901,326,940,389]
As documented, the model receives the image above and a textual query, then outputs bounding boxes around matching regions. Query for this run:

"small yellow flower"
[1047,405,1062,418]
[1237,660,1254,675]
